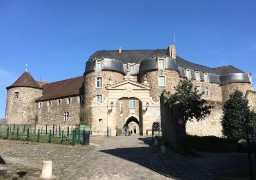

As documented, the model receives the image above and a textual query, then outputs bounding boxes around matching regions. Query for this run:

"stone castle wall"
[221,83,252,101]
[246,90,256,111]
[140,70,180,102]
[5,87,42,124]
[186,103,223,137]
[37,96,81,125]
[84,71,124,106]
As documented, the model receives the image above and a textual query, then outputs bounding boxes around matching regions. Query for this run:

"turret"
[5,71,42,124]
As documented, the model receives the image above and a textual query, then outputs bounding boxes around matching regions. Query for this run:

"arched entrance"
[124,116,140,136]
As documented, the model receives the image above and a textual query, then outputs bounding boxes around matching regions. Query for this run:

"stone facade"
[5,45,255,137]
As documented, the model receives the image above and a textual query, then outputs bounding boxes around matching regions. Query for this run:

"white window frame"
[158,76,166,87]
[129,99,136,108]
[96,76,103,88]
[204,73,209,83]
[195,71,200,81]
[185,69,191,79]
[158,58,164,70]
[129,64,135,75]
[96,94,102,103]
[64,112,69,122]
[96,59,102,71]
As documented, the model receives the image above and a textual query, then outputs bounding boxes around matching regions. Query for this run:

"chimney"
[118,47,122,54]
[168,45,176,59]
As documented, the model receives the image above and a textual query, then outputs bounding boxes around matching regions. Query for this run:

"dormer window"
[96,60,102,71]
[204,73,209,83]
[185,69,191,79]
[129,64,135,75]
[195,71,200,81]
[158,59,164,70]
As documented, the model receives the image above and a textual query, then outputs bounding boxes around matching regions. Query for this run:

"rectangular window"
[67,98,71,104]
[57,99,61,105]
[159,76,166,87]
[96,95,102,103]
[186,69,191,79]
[96,77,103,88]
[204,73,209,83]
[129,100,135,108]
[158,59,164,70]
[130,65,135,75]
[195,71,200,81]
[96,60,102,71]
[64,112,69,122]
[14,92,19,99]
[39,102,42,108]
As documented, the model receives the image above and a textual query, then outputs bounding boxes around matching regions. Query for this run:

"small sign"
[152,122,159,130]
[177,119,184,125]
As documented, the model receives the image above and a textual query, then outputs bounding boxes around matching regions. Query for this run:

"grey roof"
[89,49,245,75]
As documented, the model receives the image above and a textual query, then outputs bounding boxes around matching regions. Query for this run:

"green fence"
[0,123,91,146]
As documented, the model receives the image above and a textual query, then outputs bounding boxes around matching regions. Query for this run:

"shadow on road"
[0,156,6,165]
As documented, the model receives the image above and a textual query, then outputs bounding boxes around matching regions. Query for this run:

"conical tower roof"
[7,71,41,89]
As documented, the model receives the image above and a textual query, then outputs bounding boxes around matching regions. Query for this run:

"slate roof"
[36,76,84,102]
[90,49,245,75]
[7,71,41,89]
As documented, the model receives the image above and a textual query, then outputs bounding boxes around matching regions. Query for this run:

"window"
[158,59,164,70]
[196,86,201,95]
[14,92,19,99]
[195,71,200,81]
[185,69,191,79]
[129,100,135,108]
[57,99,61,105]
[204,73,209,83]
[129,64,135,75]
[96,60,102,71]
[96,77,103,88]
[64,112,69,122]
[47,101,52,107]
[159,76,166,87]
[205,87,210,96]
[96,95,102,103]
[67,98,71,104]
[39,102,42,108]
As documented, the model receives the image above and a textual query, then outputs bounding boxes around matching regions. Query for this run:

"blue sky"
[0,0,256,118]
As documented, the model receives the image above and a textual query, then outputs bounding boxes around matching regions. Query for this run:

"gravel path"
[0,136,213,180]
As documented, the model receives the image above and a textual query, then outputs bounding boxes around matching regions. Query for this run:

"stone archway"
[125,116,140,135]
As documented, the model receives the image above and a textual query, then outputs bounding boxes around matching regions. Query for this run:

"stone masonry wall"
[140,70,180,102]
[221,83,252,102]
[186,103,223,137]
[246,90,256,111]
[5,87,42,124]
[37,96,81,126]
[84,71,124,106]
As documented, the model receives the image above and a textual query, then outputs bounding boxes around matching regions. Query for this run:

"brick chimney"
[118,47,122,54]
[168,45,176,59]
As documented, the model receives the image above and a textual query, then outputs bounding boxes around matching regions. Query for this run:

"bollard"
[46,124,48,135]
[41,161,52,179]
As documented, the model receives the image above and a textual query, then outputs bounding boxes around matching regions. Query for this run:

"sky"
[0,0,256,118]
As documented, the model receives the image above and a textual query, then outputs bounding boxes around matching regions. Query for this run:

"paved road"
[1,136,214,179]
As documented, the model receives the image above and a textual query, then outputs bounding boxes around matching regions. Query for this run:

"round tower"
[139,46,180,101]
[5,71,42,124]
[84,57,125,106]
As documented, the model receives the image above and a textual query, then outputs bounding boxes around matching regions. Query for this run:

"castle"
[5,45,256,136]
